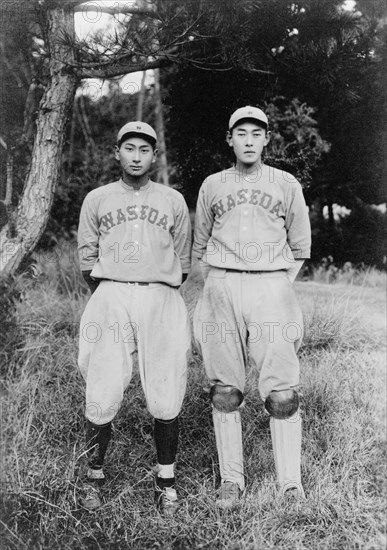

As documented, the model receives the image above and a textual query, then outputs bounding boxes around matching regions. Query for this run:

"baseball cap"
[117,121,157,146]
[228,106,268,130]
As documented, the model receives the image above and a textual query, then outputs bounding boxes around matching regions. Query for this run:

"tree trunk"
[153,68,169,186]
[136,70,147,121]
[67,97,77,175]
[0,5,77,274]
[327,200,335,229]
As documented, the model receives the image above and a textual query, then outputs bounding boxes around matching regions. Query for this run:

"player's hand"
[82,270,100,294]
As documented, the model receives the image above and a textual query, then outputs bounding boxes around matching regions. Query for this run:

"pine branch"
[73,3,160,19]
[77,55,171,78]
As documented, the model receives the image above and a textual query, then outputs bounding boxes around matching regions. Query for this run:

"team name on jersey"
[99,205,171,232]
[211,188,282,220]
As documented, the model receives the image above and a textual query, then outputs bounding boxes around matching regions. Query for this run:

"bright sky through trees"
[75,1,148,99]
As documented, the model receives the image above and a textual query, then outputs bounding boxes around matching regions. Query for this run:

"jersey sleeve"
[192,179,214,260]
[173,196,192,274]
[77,194,100,271]
[285,180,311,260]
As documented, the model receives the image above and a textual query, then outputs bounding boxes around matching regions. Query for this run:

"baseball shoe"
[80,467,105,511]
[216,481,242,509]
[154,476,179,517]
[283,483,306,501]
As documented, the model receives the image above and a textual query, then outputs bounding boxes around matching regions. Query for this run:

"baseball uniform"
[76,121,192,515]
[193,164,310,398]
[78,178,192,424]
[193,108,311,499]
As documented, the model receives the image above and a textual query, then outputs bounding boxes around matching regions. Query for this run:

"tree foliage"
[163,0,386,212]
[0,0,385,270]
[0,0,258,273]
[44,86,156,242]
[311,204,387,268]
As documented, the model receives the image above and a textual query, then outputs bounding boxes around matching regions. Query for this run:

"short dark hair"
[117,132,156,149]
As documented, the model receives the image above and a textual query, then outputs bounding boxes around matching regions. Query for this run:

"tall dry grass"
[0,246,386,549]
[308,258,387,288]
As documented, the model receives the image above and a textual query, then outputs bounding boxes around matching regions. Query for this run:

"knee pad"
[210,384,244,413]
[265,389,299,419]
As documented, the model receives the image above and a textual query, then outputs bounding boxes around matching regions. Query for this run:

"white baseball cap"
[228,106,268,130]
[117,121,157,145]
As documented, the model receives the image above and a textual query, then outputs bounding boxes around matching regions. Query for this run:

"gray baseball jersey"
[192,164,311,270]
[78,179,191,287]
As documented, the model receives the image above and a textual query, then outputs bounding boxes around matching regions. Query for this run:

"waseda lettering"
[270,201,282,216]
[249,189,261,205]
[126,205,138,221]
[226,194,236,211]
[148,208,159,224]
[116,208,126,225]
[100,212,116,230]
[99,204,171,232]
[236,189,249,205]
[212,200,227,218]
[210,188,283,221]
[259,192,272,209]
[139,205,149,220]
[156,214,169,230]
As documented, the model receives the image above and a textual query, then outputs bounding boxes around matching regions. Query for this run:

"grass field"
[0,253,386,549]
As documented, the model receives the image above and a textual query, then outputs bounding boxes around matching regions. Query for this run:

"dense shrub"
[311,204,387,268]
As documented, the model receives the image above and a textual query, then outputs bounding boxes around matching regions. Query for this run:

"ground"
[0,260,386,549]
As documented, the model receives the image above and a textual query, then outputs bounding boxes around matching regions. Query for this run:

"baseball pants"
[194,268,303,399]
[78,280,191,425]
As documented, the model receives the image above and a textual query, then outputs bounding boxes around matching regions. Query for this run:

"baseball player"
[77,121,192,515]
[193,106,311,507]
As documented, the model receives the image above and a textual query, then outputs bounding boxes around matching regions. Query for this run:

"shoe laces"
[164,487,178,503]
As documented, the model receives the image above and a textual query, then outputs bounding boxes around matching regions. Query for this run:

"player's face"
[115,136,157,178]
[227,122,270,166]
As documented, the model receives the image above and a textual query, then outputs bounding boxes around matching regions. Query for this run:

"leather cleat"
[282,482,306,501]
[155,476,179,517]
[80,467,105,511]
[216,481,242,509]
[80,480,102,510]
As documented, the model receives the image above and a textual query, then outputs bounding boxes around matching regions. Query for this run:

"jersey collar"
[119,178,152,192]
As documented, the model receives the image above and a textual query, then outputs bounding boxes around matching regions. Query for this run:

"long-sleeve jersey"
[192,164,311,271]
[78,179,191,287]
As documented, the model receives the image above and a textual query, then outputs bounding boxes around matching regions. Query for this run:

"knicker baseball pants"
[78,280,191,425]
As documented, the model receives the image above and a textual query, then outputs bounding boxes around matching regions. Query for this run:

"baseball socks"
[154,416,179,515]
[81,419,112,510]
[270,413,305,499]
[212,408,245,508]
